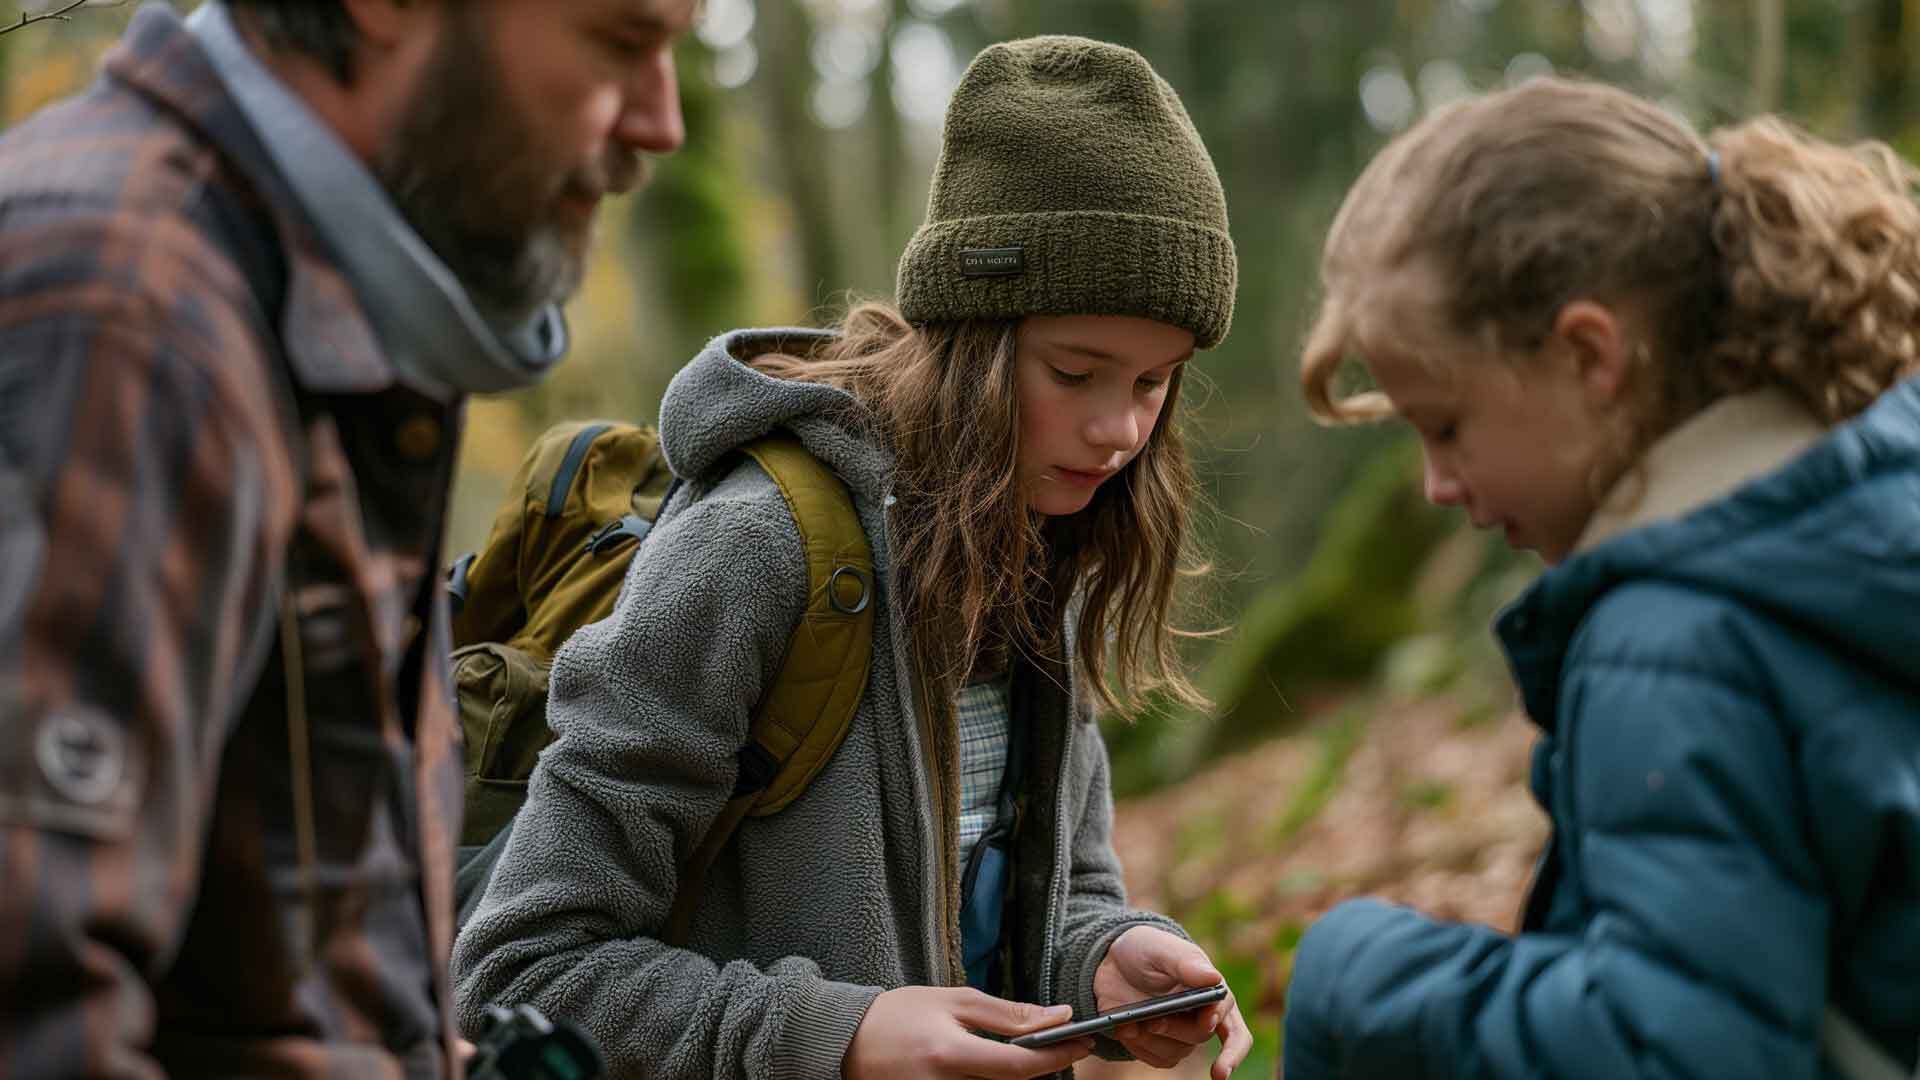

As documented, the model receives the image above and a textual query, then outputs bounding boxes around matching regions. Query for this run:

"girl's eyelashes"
[1047,364,1177,390]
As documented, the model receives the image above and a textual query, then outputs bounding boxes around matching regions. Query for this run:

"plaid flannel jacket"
[0,7,464,1077]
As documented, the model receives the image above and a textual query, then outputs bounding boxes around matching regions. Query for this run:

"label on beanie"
[958,247,1026,277]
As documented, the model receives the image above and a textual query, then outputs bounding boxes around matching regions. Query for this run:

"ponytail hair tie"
[1706,149,1723,188]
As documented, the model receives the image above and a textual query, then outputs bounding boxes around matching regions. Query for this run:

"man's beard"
[373,12,645,326]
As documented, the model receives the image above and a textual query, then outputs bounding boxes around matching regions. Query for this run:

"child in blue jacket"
[1286,76,1920,1079]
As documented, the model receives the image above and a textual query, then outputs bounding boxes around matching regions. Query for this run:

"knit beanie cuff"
[896,210,1237,350]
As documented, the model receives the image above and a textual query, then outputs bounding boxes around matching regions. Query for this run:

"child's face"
[1013,314,1194,517]
[1363,303,1610,565]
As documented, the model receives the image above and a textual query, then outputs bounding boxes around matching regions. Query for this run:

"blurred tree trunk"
[1751,0,1784,112]
[872,0,912,262]
[1860,0,1911,136]
[757,0,845,308]
[633,44,749,389]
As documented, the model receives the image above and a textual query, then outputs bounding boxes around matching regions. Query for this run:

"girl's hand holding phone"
[1093,925,1254,1078]
[843,986,1094,1080]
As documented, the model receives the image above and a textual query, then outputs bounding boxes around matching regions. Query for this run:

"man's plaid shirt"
[0,8,464,1077]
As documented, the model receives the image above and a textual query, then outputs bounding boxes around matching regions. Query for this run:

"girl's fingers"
[965,1036,1095,1080]
[948,989,1072,1036]
[1116,1027,1197,1068]
[1211,1007,1255,1079]
[1144,1007,1218,1046]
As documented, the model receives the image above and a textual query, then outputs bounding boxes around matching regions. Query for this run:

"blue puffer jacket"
[1284,377,1920,1080]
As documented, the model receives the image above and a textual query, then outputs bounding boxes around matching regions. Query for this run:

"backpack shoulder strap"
[664,432,875,945]
[736,434,876,814]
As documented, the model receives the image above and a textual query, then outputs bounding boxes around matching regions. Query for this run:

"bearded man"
[0,1,693,1075]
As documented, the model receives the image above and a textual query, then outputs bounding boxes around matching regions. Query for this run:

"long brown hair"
[752,301,1206,722]
[1303,76,1920,453]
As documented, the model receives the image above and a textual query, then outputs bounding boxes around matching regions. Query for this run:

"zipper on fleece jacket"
[921,692,964,983]
[880,492,963,985]
[1039,660,1074,1006]
[905,633,962,983]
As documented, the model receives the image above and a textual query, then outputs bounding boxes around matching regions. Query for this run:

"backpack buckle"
[585,515,652,555]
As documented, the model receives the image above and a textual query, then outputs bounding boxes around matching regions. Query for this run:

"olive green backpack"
[447,420,875,941]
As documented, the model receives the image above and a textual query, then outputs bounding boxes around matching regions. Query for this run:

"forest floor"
[1079,689,1548,1078]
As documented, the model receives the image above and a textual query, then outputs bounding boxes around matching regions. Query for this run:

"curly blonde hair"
[1302,76,1920,446]
[752,301,1207,723]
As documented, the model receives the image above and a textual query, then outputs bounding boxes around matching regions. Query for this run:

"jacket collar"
[1574,388,1826,554]
[106,3,567,401]
[104,3,392,396]
[184,2,566,402]
[1496,388,1832,731]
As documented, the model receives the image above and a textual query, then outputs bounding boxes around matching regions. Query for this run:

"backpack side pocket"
[451,642,552,846]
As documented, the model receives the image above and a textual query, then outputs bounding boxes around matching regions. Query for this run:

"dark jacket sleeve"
[0,224,294,1077]
[1284,596,1831,1080]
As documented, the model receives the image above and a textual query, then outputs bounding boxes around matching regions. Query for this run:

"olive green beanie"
[896,36,1236,349]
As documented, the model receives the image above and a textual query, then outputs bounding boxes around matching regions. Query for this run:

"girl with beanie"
[1285,76,1920,1078]
[452,36,1254,1080]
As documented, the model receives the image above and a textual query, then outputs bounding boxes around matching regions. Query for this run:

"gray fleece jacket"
[449,329,1187,1080]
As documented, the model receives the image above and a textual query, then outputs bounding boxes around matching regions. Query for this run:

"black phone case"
[1009,983,1229,1049]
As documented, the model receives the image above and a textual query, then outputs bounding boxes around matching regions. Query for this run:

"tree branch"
[1,0,95,38]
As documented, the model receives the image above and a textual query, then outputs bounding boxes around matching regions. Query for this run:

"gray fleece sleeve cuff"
[1061,912,1194,1062]
[769,978,885,1079]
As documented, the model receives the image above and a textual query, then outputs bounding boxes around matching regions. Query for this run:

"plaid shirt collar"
[184,2,568,402]
[106,3,568,401]
[106,4,394,396]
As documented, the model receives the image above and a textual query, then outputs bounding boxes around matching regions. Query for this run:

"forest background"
[7,0,1917,1074]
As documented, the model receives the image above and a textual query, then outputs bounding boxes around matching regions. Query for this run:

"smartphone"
[1009,983,1229,1049]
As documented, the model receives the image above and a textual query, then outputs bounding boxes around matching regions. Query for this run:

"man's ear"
[1551,299,1630,406]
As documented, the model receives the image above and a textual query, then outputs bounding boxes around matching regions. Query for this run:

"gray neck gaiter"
[187,2,568,402]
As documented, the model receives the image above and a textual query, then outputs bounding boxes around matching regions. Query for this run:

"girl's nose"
[1423,456,1465,507]
[1087,406,1141,454]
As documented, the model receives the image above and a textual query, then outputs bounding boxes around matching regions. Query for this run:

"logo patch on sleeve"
[37,709,126,807]
[958,247,1026,277]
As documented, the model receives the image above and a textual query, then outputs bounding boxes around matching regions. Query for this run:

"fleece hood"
[658,328,894,508]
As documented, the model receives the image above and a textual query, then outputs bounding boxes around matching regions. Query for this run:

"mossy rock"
[1104,438,1458,794]
[1205,438,1455,745]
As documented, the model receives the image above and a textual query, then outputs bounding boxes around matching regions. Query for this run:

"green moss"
[1271,919,1307,956]
[1273,869,1327,897]
[1105,439,1462,797]
[1173,806,1233,864]
[1452,702,1501,730]
[1267,706,1368,848]
[1398,778,1454,812]
[1204,440,1455,751]
[1175,888,1258,945]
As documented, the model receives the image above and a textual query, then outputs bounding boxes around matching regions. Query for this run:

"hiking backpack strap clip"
[585,515,655,554]
[447,552,477,615]
[663,433,876,945]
